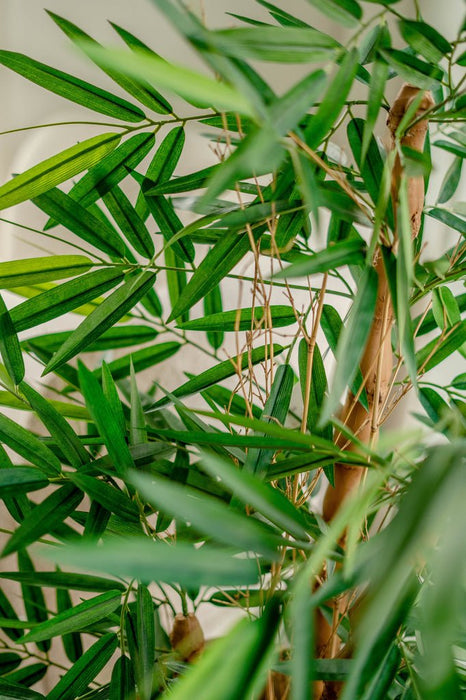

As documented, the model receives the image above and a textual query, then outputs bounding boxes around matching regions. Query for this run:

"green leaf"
[243,363,295,476]
[438,157,462,204]
[135,585,156,700]
[135,126,184,220]
[275,239,365,278]
[0,413,62,476]
[47,132,155,221]
[131,471,283,559]
[48,633,118,700]
[320,267,378,424]
[144,193,195,262]
[95,342,181,382]
[78,362,135,476]
[70,473,139,521]
[379,48,443,89]
[167,229,261,322]
[203,284,224,350]
[102,185,155,258]
[416,321,466,373]
[0,50,144,121]
[0,255,94,289]
[0,294,24,384]
[43,270,156,374]
[47,11,171,114]
[0,571,125,592]
[28,324,158,353]
[160,604,279,700]
[56,587,82,663]
[0,678,45,700]
[151,344,284,409]
[0,133,121,211]
[18,591,121,644]
[0,652,22,674]
[82,45,256,116]
[17,550,50,653]
[110,655,135,700]
[0,588,23,641]
[145,164,220,196]
[200,451,309,540]
[305,48,360,148]
[179,305,297,332]
[396,176,417,383]
[11,268,124,332]
[33,188,126,258]
[399,20,451,63]
[362,59,389,164]
[46,539,261,587]
[304,0,362,27]
[1,484,83,557]
[0,468,48,497]
[427,208,466,236]
[207,26,338,62]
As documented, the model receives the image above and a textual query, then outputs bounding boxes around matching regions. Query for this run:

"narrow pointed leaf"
[144,193,195,262]
[2,484,83,557]
[48,633,118,700]
[136,126,184,220]
[0,256,94,289]
[0,413,62,476]
[276,239,365,278]
[56,587,83,663]
[103,185,155,258]
[0,134,120,211]
[70,473,139,521]
[18,550,50,652]
[178,305,297,332]
[379,49,443,89]
[0,467,48,497]
[0,571,125,592]
[136,585,156,700]
[0,294,24,383]
[110,655,135,700]
[43,270,156,374]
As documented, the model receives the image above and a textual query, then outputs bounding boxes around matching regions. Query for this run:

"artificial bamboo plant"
[0,1,465,699]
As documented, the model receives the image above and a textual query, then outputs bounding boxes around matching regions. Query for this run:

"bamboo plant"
[0,1,465,699]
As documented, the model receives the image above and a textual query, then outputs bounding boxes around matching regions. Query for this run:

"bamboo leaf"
[0,678,45,700]
[81,45,256,117]
[399,20,451,63]
[48,633,118,700]
[0,134,121,211]
[416,321,466,373]
[78,362,135,476]
[135,585,156,700]
[362,59,389,163]
[131,471,283,559]
[0,413,62,476]
[18,550,50,653]
[46,539,261,587]
[0,571,125,592]
[11,268,124,333]
[203,284,224,350]
[27,324,158,353]
[303,0,362,27]
[178,305,297,332]
[144,193,195,262]
[275,239,365,278]
[0,256,94,289]
[130,363,147,446]
[33,188,126,258]
[396,175,417,383]
[102,185,155,258]
[136,126,184,220]
[1,484,83,557]
[320,267,378,424]
[427,208,466,236]
[437,157,462,204]
[70,473,139,521]
[110,655,136,700]
[0,588,23,641]
[150,344,284,409]
[56,587,82,663]
[379,48,443,89]
[43,270,156,374]
[47,11,171,114]
[95,341,180,382]
[200,451,309,540]
[0,294,24,384]
[0,468,48,497]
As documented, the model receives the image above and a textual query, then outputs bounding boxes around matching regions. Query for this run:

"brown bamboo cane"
[314,84,434,700]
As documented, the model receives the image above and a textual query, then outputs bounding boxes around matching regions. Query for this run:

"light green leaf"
[399,20,451,63]
[320,267,378,424]
[46,539,261,587]
[427,208,466,236]
[438,157,462,204]
[396,176,417,383]
[0,256,94,289]
[275,239,365,278]
[131,471,283,559]
[304,0,362,27]
[82,45,256,117]
[417,320,466,373]
[379,49,443,89]
[135,585,156,700]
[0,133,120,211]
[43,271,156,374]
[2,484,83,557]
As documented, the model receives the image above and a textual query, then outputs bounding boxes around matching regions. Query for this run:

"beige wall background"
[0,0,463,694]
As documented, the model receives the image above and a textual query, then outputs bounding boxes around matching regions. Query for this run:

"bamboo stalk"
[316,84,434,700]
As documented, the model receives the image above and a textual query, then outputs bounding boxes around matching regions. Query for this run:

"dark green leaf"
[70,473,139,521]
[144,194,195,262]
[178,305,297,332]
[48,633,118,700]
[399,20,451,63]
[0,468,48,497]
[203,284,224,350]
[0,588,23,641]
[110,655,135,700]
[0,413,62,476]
[0,678,45,700]
[0,571,125,592]
[136,126,184,220]
[417,321,466,373]
[0,294,24,384]
[43,270,156,374]
[275,239,365,278]
[95,342,181,382]
[0,50,144,121]
[56,587,83,663]
[438,157,462,204]
[2,484,83,557]
[17,550,49,652]
[136,585,155,700]
[103,185,155,258]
